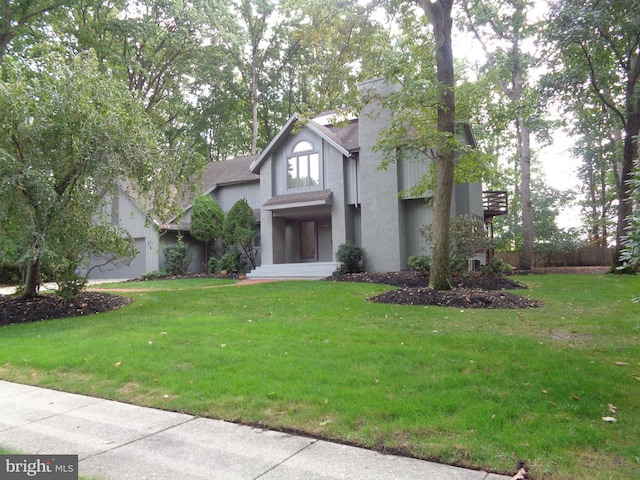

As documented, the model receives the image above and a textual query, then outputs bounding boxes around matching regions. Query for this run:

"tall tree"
[569,104,619,246]
[283,0,390,114]
[461,0,541,270]
[546,0,640,271]
[0,0,70,63]
[63,0,217,151]
[0,52,202,298]
[236,0,275,155]
[410,0,455,290]
[375,2,492,288]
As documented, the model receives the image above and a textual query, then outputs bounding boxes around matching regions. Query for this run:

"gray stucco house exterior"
[245,78,483,276]
[88,78,485,279]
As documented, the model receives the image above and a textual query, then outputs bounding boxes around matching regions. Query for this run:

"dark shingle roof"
[317,119,359,152]
[201,155,260,193]
[263,189,332,209]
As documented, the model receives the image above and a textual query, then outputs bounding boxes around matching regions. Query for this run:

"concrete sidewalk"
[0,381,511,480]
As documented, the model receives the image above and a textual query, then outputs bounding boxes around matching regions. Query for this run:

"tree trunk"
[599,160,608,246]
[0,33,14,64]
[517,115,534,270]
[415,0,455,290]
[22,259,40,299]
[429,152,455,290]
[250,45,259,156]
[203,241,210,272]
[611,110,640,272]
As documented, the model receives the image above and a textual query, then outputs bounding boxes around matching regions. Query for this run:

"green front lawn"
[1,274,639,479]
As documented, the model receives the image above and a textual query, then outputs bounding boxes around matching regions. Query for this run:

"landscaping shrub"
[217,249,246,274]
[407,255,431,275]
[450,255,469,275]
[223,199,258,269]
[141,270,168,281]
[481,256,513,277]
[190,195,224,269]
[336,242,364,274]
[162,236,192,276]
[55,269,87,300]
[207,257,219,274]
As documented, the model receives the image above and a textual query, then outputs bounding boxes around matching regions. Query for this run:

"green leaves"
[223,198,258,269]
[1,52,199,296]
[190,195,225,244]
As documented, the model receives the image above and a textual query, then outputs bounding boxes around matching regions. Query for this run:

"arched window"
[288,141,320,190]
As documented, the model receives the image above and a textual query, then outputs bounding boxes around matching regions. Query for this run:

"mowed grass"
[87,277,239,290]
[1,274,639,479]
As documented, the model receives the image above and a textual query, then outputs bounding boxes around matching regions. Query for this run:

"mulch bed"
[327,270,543,309]
[0,292,133,326]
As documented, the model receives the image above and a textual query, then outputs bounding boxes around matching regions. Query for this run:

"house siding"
[87,188,160,279]
[358,79,406,272]
[344,155,359,205]
[93,79,486,279]
[403,198,434,260]
[325,141,348,258]
[213,182,260,211]
[398,153,434,198]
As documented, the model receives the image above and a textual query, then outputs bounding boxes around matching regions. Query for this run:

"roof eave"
[306,120,351,157]
[250,114,352,174]
[250,113,300,173]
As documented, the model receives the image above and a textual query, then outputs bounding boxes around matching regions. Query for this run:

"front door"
[300,220,317,262]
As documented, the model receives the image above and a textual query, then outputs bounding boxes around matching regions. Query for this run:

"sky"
[537,133,583,230]
[448,1,585,231]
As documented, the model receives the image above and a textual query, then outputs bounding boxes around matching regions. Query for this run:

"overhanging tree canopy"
[0,51,203,298]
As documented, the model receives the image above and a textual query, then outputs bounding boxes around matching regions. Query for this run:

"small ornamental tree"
[190,195,224,268]
[421,216,492,261]
[223,199,258,270]
[0,52,202,298]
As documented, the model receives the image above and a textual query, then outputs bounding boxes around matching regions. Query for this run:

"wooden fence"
[495,246,614,268]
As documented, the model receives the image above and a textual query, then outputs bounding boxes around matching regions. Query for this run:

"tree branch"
[580,42,627,127]
[461,1,516,100]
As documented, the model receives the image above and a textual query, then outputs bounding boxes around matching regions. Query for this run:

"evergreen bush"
[481,256,513,277]
[336,242,364,274]
[450,255,469,275]
[217,249,246,273]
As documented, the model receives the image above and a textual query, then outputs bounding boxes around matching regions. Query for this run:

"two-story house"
[87,78,485,279]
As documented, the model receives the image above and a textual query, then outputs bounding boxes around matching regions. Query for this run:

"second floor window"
[288,141,320,190]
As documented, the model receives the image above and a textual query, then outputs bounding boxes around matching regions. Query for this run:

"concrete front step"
[247,262,340,278]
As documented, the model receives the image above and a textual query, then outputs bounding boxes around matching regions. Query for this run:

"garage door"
[87,238,147,280]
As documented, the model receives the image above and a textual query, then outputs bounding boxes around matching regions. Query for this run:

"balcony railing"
[483,190,508,221]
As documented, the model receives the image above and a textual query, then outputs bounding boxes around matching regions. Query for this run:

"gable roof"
[163,155,259,226]
[200,154,259,195]
[249,113,354,173]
